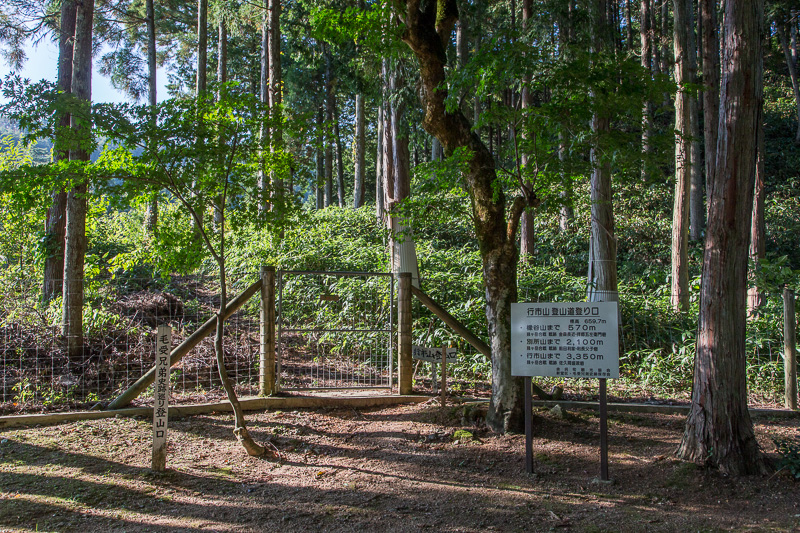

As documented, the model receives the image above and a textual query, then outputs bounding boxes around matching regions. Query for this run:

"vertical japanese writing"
[152,325,172,471]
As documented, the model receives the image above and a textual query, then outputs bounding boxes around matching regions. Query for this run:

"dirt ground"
[1,400,799,532]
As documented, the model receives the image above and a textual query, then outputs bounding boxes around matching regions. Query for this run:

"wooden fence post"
[784,287,797,410]
[398,273,413,395]
[152,325,172,472]
[260,266,277,396]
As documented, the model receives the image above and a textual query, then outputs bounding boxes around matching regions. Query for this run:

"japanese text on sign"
[152,325,172,471]
[511,302,620,378]
[412,346,458,363]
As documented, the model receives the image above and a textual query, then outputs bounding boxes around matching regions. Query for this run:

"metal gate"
[277,271,394,391]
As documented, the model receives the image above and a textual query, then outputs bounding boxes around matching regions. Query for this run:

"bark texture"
[670,0,691,312]
[747,115,766,313]
[676,0,768,476]
[334,101,345,208]
[701,0,719,207]
[316,106,324,209]
[258,11,269,214]
[640,0,653,182]
[354,93,365,208]
[688,1,704,241]
[400,0,527,433]
[42,0,77,304]
[196,0,207,94]
[268,0,283,206]
[375,105,384,220]
[519,0,535,260]
[324,51,334,207]
[143,0,158,234]
[587,0,618,303]
[381,60,394,220]
[63,0,94,361]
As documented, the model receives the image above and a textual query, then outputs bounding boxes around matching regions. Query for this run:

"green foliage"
[0,135,44,279]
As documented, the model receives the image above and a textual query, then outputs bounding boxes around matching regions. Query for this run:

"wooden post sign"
[511,302,620,480]
[412,346,457,396]
[411,346,458,364]
[152,325,172,472]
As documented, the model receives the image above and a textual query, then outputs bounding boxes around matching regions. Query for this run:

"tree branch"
[506,195,526,242]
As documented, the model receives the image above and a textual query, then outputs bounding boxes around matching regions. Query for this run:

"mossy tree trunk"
[400,0,531,432]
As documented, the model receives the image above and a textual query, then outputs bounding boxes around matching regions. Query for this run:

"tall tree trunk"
[671,0,692,312]
[641,0,653,182]
[677,0,768,476]
[747,113,766,314]
[652,0,662,75]
[258,9,269,214]
[588,0,618,303]
[324,132,333,208]
[375,105,384,219]
[401,0,527,433]
[627,0,634,49]
[381,60,394,222]
[688,0,704,241]
[218,21,227,86]
[316,105,324,209]
[63,0,94,361]
[431,137,441,161]
[519,0,535,260]
[390,69,419,285]
[143,0,158,235]
[558,0,575,232]
[196,0,207,95]
[193,0,208,235]
[688,0,704,240]
[42,0,76,304]
[354,93,365,207]
[268,0,283,206]
[353,0,366,209]
[777,19,800,143]
[334,99,345,208]
[700,0,719,212]
[213,18,227,227]
[660,0,670,73]
[324,51,334,207]
[792,9,798,65]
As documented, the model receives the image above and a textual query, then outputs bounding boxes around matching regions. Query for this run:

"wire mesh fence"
[0,268,794,414]
[277,271,394,390]
[0,272,264,414]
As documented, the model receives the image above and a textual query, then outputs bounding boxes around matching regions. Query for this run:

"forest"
[0,0,799,490]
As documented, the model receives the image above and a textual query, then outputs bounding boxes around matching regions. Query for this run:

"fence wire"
[0,272,262,413]
[0,270,794,414]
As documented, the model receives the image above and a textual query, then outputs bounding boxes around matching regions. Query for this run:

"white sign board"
[511,302,619,379]
[152,325,172,471]
[412,345,458,363]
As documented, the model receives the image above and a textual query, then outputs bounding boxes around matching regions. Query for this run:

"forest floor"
[1,400,799,533]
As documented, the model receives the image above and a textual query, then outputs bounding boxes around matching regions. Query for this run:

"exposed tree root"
[233,426,269,457]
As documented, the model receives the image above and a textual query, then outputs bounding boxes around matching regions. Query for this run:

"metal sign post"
[599,378,609,480]
[511,302,619,481]
[441,343,448,406]
[525,376,533,473]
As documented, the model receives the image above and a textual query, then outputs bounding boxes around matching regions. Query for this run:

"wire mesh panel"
[277,271,394,390]
[0,273,263,414]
